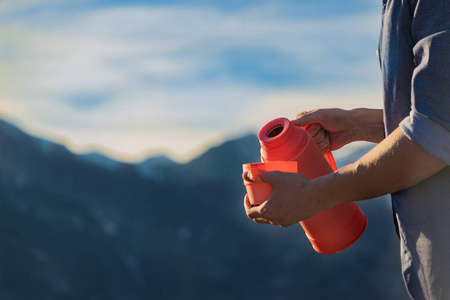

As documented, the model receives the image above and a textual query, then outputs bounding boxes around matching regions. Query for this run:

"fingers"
[315,130,331,153]
[244,195,277,225]
[244,195,267,223]
[244,194,293,227]
[246,204,264,220]
[308,124,324,141]
[293,109,327,127]
[306,124,330,154]
[243,171,282,224]
[243,194,253,211]
[253,218,271,224]
[245,169,289,186]
[305,123,321,137]
[242,171,253,182]
[258,170,283,185]
[244,194,264,219]
[244,173,308,227]
[293,110,331,153]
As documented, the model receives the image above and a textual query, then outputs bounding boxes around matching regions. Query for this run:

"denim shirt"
[379,0,450,299]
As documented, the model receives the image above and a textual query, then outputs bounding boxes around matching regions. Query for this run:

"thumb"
[259,171,284,185]
[292,109,326,127]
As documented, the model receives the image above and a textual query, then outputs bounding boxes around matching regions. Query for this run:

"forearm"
[349,108,385,143]
[317,127,446,208]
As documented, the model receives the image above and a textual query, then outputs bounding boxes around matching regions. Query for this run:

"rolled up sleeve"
[399,4,450,165]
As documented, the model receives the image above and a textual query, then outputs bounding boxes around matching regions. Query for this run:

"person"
[243,0,450,299]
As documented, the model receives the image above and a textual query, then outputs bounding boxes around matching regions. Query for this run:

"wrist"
[349,108,385,143]
[310,167,358,210]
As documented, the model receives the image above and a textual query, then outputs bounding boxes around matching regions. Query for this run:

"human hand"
[293,108,354,153]
[243,171,328,227]
[293,108,385,153]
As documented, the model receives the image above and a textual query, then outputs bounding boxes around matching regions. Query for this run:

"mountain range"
[0,119,408,299]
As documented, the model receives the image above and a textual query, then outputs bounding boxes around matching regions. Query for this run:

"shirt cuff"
[400,110,450,165]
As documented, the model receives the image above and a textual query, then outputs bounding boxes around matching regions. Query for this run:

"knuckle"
[321,147,330,155]
[317,138,329,149]
[260,209,269,219]
[296,111,308,117]
[319,109,330,122]
[271,217,281,226]
[279,220,291,227]
[308,124,321,136]
[247,210,259,219]
[313,130,325,142]
[277,218,285,226]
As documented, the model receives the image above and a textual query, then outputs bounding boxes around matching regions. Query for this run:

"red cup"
[242,161,298,206]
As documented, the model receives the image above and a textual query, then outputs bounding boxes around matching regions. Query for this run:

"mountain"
[78,152,123,171]
[135,155,177,181]
[0,119,408,300]
[174,134,260,183]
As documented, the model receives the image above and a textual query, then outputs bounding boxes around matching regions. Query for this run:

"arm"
[245,127,446,227]
[322,127,445,206]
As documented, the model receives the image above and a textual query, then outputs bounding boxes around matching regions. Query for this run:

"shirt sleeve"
[399,0,450,165]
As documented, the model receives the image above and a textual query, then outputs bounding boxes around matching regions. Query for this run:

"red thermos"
[244,117,367,254]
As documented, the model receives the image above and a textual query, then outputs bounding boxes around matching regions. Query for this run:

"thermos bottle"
[243,117,367,254]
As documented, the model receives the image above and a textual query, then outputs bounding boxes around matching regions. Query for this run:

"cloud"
[0,0,66,14]
[0,1,382,162]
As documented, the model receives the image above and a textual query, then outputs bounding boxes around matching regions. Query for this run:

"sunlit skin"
[243,108,446,227]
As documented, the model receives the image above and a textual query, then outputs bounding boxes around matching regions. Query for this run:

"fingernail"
[244,171,254,182]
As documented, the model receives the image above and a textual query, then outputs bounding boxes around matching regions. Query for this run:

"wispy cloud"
[0,1,382,162]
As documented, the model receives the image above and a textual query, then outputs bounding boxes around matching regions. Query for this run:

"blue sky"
[0,0,383,162]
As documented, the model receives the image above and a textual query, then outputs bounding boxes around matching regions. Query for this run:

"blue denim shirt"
[379,0,450,299]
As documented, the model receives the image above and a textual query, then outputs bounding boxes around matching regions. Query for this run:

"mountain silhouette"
[0,119,408,299]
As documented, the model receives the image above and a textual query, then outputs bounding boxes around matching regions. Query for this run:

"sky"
[0,0,383,163]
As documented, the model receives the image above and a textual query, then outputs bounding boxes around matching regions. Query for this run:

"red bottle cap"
[259,117,309,161]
